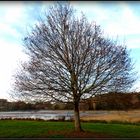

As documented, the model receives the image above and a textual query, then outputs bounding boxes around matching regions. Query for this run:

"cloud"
[126,38,140,49]
[0,23,22,40]
[71,2,110,23]
[0,39,28,99]
[0,3,28,43]
[104,4,140,37]
[0,2,43,99]
[3,4,25,24]
[71,2,140,49]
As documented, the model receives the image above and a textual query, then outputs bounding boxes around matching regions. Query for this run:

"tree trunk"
[74,102,83,132]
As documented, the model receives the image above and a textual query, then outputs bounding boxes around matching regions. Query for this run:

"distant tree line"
[0,99,50,111]
[0,99,73,111]
[87,92,140,111]
[0,92,140,111]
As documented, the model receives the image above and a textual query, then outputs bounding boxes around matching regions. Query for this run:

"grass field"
[0,120,140,138]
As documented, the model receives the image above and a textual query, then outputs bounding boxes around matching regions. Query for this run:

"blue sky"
[0,1,140,100]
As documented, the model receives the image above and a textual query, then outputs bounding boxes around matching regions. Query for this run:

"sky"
[0,1,140,100]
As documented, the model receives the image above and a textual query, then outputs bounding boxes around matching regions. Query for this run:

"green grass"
[82,122,140,138]
[0,120,140,138]
[0,120,73,138]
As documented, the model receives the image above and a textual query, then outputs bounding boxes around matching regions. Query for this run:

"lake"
[0,110,90,120]
[1,110,129,121]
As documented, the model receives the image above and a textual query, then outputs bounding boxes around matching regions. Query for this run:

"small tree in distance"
[13,3,136,131]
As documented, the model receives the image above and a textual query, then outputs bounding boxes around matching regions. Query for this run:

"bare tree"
[13,3,136,131]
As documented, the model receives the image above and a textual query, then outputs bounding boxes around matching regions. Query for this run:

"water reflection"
[0,110,110,120]
[0,110,76,120]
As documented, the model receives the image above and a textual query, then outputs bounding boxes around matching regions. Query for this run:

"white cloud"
[71,2,109,23]
[0,23,21,39]
[72,2,140,49]
[0,2,34,41]
[105,5,140,37]
[100,4,140,49]
[126,38,140,49]
[0,3,36,99]
[4,6,24,23]
[0,2,26,24]
[0,39,28,99]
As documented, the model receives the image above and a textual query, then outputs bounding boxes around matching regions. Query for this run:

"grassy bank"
[0,120,140,138]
